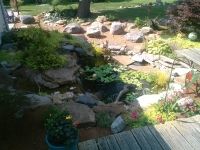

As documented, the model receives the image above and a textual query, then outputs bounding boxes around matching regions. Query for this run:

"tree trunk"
[77,0,91,18]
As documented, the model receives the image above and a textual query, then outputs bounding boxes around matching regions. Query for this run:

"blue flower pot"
[45,135,78,150]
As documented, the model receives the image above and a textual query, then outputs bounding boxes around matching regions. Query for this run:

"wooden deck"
[78,115,200,150]
[176,48,200,69]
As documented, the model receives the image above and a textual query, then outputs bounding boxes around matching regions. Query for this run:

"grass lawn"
[19,0,176,21]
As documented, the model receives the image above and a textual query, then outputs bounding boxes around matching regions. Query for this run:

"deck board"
[79,115,200,150]
[176,48,200,66]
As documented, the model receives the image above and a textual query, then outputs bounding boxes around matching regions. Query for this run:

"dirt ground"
[0,106,111,150]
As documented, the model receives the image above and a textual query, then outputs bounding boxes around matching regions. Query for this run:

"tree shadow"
[92,3,171,21]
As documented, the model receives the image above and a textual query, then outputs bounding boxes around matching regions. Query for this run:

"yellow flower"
[66,115,72,120]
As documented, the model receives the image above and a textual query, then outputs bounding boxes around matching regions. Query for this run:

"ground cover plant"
[2,28,68,70]
[125,90,200,128]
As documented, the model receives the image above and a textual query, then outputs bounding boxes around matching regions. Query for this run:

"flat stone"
[26,94,52,108]
[137,94,163,108]
[63,102,96,127]
[125,31,144,43]
[51,91,74,105]
[44,66,79,85]
[76,92,99,108]
[131,53,144,63]
[112,55,133,66]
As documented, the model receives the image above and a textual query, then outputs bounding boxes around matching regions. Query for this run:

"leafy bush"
[124,92,139,103]
[96,112,114,128]
[134,17,148,28]
[44,108,78,146]
[2,28,67,70]
[146,39,172,56]
[83,64,119,83]
[167,34,200,49]
[152,71,169,91]
[119,71,154,89]
[167,0,200,33]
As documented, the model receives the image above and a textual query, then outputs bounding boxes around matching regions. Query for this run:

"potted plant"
[44,108,78,150]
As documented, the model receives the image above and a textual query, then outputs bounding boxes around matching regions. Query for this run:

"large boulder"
[64,23,83,34]
[44,66,80,85]
[124,31,144,43]
[140,27,153,35]
[86,26,101,38]
[33,73,60,89]
[110,22,124,35]
[63,102,96,127]
[20,15,35,24]
[51,91,74,105]
[76,92,101,108]
[25,94,52,109]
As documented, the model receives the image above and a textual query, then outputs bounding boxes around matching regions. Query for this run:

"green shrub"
[134,17,148,28]
[96,112,114,128]
[2,28,67,70]
[119,71,154,89]
[83,64,119,83]
[146,39,172,56]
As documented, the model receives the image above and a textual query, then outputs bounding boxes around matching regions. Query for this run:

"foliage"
[0,51,20,63]
[50,0,62,10]
[167,0,200,33]
[124,92,139,103]
[2,28,67,70]
[134,17,148,28]
[106,14,118,21]
[91,44,105,57]
[146,39,173,56]
[152,71,169,91]
[119,71,154,89]
[83,64,119,83]
[166,34,200,49]
[0,88,28,119]
[124,111,154,128]
[44,108,78,146]
[185,71,200,96]
[96,112,114,128]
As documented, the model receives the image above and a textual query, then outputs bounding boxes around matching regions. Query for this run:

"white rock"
[131,53,144,62]
[137,94,164,108]
[141,27,153,35]
[172,68,191,76]
[110,22,124,35]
